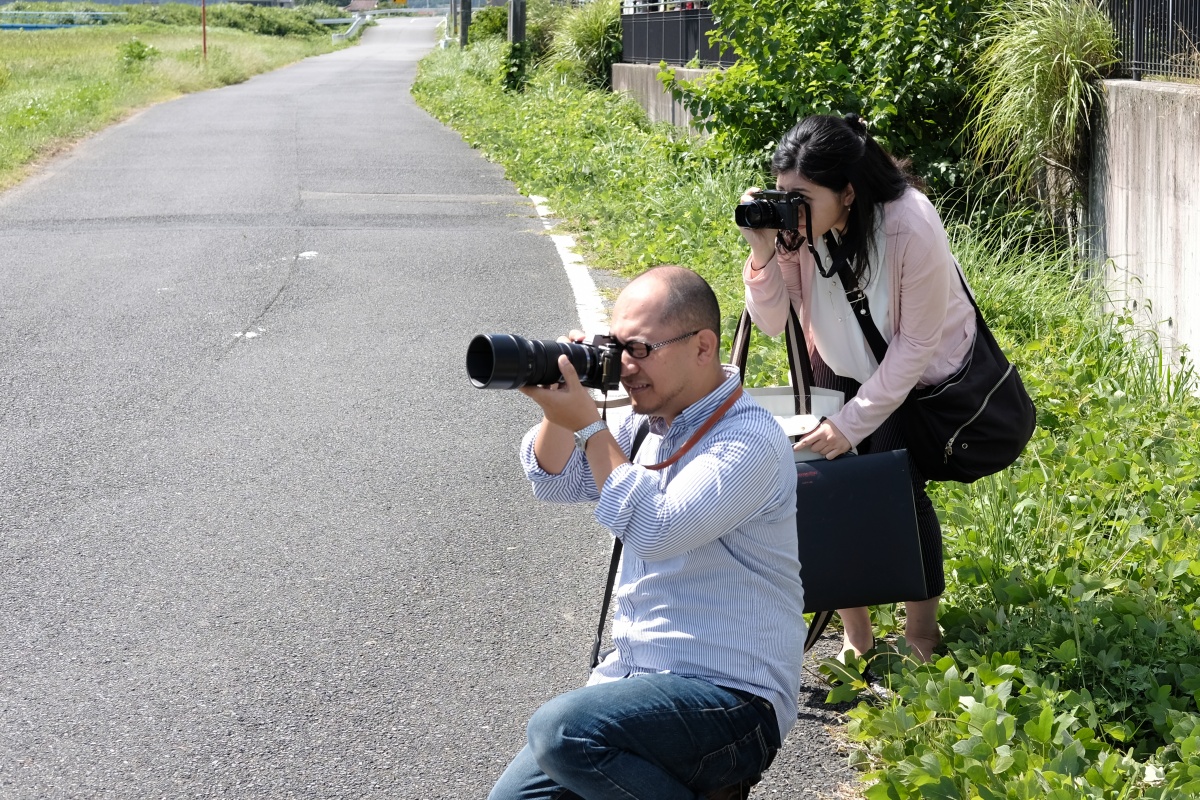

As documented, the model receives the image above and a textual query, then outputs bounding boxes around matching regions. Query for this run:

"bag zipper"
[943,364,1014,463]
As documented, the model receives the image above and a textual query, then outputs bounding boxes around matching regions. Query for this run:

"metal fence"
[620,2,732,68]
[1107,0,1200,81]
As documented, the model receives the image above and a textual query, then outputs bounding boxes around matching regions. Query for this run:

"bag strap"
[590,419,651,669]
[836,261,890,364]
[731,305,816,415]
[804,609,836,653]
[835,260,986,365]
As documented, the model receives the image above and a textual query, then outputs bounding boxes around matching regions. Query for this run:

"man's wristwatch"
[573,420,608,452]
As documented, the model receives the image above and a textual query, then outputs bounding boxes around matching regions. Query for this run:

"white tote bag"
[730,306,844,461]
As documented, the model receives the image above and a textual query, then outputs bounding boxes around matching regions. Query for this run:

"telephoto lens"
[466,334,602,390]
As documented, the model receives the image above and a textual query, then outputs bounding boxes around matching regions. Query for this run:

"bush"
[525,0,567,64]
[469,3,510,44]
[662,0,982,193]
[118,37,161,70]
[547,0,621,89]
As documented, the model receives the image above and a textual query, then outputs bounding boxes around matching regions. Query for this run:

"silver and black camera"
[734,189,806,231]
[466,333,622,391]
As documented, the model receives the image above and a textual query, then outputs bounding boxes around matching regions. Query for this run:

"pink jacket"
[743,187,976,446]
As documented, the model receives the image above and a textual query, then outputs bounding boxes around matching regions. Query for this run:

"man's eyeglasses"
[611,331,699,359]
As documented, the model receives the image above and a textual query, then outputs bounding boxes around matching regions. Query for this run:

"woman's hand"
[796,418,852,460]
[737,186,779,270]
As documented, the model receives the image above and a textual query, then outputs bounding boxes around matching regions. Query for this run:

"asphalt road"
[0,18,858,799]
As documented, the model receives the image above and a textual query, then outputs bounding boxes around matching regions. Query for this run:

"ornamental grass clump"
[970,0,1120,237]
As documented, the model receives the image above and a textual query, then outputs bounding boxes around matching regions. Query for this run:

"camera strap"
[590,417,650,670]
[589,385,745,670]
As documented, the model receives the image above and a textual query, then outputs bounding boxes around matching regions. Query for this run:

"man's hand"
[795,418,852,460]
[518,354,602,434]
[520,354,628,489]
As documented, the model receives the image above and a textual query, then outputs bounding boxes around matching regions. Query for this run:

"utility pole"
[508,0,526,45]
[459,0,471,47]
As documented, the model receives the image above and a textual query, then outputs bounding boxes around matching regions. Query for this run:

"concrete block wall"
[1091,79,1200,370]
[611,64,709,134]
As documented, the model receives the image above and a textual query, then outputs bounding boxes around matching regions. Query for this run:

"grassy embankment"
[0,8,347,189]
[413,40,1200,798]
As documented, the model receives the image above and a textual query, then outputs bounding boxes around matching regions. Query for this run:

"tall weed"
[970,0,1119,240]
[546,0,621,89]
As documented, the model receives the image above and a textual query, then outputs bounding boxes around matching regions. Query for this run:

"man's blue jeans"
[487,673,780,800]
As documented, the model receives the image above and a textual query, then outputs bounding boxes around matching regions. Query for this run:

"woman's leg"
[903,596,942,661]
[836,606,874,658]
[811,348,946,662]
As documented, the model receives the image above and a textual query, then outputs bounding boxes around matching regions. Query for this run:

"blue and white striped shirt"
[521,366,806,739]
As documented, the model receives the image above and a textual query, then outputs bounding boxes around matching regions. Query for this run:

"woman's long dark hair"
[771,114,917,286]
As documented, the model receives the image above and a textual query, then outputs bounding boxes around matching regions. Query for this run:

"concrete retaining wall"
[1091,79,1200,369]
[611,64,709,133]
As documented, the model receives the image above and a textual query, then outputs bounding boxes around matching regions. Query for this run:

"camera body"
[734,189,805,231]
[467,333,623,391]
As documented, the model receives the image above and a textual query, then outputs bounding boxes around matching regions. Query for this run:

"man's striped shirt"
[521,366,806,739]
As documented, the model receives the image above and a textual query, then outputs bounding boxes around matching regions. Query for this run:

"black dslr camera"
[734,189,806,231]
[466,333,622,391]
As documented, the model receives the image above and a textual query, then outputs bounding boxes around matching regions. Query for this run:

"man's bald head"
[621,266,722,339]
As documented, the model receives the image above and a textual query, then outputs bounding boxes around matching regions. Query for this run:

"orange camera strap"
[643,385,744,472]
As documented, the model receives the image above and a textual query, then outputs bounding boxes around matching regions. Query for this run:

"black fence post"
[1131,0,1143,80]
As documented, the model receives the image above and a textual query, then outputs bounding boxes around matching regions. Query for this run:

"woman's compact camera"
[734,189,806,231]
[466,333,623,391]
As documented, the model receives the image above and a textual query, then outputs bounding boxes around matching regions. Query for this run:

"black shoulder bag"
[835,261,1036,483]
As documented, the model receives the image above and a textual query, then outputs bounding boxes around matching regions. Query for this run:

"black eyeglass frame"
[611,330,700,359]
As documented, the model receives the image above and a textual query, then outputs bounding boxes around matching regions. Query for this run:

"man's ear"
[694,329,721,366]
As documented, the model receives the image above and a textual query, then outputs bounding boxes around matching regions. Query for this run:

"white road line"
[529,195,608,335]
[528,195,632,418]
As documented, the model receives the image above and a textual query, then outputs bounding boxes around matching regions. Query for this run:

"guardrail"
[368,8,450,15]
[332,13,369,42]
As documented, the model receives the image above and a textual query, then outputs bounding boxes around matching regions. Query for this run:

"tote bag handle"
[730,304,816,416]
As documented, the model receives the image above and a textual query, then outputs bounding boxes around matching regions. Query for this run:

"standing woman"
[739,114,977,662]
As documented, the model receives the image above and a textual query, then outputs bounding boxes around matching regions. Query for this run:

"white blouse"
[806,209,891,384]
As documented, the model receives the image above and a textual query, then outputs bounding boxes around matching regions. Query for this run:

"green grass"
[414,41,1200,798]
[0,23,344,189]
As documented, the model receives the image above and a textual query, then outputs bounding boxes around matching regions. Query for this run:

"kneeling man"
[489,266,805,800]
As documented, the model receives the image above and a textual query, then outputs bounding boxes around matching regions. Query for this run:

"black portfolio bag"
[794,449,926,615]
